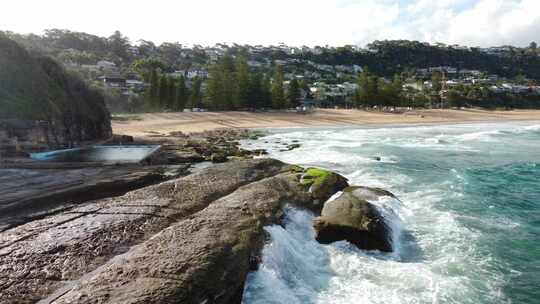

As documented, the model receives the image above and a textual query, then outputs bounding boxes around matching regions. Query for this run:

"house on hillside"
[98,74,126,87]
[126,79,146,92]
[170,69,209,80]
[247,60,263,68]
[97,60,117,70]
[187,69,208,79]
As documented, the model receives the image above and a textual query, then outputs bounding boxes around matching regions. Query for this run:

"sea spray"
[241,121,540,303]
[242,207,334,304]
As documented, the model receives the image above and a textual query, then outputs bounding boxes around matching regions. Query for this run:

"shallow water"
[241,121,540,304]
[31,145,160,163]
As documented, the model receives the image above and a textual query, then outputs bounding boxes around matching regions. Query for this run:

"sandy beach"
[112,108,540,137]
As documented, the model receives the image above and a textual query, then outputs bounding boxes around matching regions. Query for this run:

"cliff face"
[0,34,111,148]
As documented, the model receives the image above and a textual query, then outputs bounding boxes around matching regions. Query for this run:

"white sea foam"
[241,122,533,303]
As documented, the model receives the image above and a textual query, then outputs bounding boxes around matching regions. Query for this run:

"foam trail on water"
[242,207,333,304]
[243,202,405,304]
[368,196,404,257]
[240,121,538,303]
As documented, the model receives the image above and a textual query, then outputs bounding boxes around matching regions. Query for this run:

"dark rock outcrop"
[0,34,111,149]
[286,143,301,151]
[313,190,392,252]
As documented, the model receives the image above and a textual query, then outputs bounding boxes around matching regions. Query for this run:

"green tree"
[149,69,159,107]
[189,77,203,109]
[234,56,250,109]
[206,63,224,110]
[247,72,263,109]
[380,74,403,106]
[167,77,176,109]
[132,58,165,81]
[287,78,301,107]
[206,55,235,110]
[355,68,378,107]
[447,89,463,107]
[108,30,130,62]
[432,71,442,92]
[261,74,273,108]
[159,74,169,108]
[271,66,286,109]
[175,76,187,111]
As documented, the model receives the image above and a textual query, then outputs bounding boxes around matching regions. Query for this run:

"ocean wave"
[241,122,535,303]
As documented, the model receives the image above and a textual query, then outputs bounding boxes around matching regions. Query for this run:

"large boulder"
[342,186,397,201]
[313,190,392,252]
[297,167,349,210]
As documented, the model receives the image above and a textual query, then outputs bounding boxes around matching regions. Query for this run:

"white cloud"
[406,0,540,47]
[0,0,538,47]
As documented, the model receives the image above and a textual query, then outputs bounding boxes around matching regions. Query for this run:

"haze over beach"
[1,1,540,304]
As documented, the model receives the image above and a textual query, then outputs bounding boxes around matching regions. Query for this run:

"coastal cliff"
[0,34,111,151]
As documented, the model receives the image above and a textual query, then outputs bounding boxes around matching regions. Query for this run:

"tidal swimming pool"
[30,145,160,163]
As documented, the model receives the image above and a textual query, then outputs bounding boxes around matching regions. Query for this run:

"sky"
[1,0,539,47]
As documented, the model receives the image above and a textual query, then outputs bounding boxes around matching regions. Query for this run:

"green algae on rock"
[300,167,349,207]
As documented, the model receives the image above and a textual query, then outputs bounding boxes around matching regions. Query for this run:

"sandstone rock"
[343,186,397,201]
[48,173,315,304]
[211,152,228,163]
[0,158,348,303]
[300,167,349,208]
[0,159,291,303]
[106,134,134,144]
[313,191,392,252]
[250,148,268,156]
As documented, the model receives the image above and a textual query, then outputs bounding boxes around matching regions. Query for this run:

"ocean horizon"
[242,121,540,304]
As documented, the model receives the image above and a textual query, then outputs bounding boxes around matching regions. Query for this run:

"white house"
[97,60,117,69]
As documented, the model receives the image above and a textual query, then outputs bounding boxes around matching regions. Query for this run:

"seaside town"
[2,1,540,302]
[5,30,540,114]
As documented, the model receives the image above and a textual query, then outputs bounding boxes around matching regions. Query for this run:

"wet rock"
[0,157,348,303]
[286,143,301,151]
[0,165,189,230]
[250,149,268,156]
[40,164,345,304]
[343,186,397,201]
[372,156,382,161]
[300,167,349,208]
[106,134,134,144]
[211,152,228,163]
[168,150,205,163]
[313,191,392,252]
[0,159,291,303]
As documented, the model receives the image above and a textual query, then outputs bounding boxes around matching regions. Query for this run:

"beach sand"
[112,108,540,137]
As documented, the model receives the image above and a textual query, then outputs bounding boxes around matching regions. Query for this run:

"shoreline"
[249,118,540,132]
[112,109,540,137]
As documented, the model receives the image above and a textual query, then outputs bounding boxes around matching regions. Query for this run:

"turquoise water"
[31,145,160,163]
[242,122,540,304]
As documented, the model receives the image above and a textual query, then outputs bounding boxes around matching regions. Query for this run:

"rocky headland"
[0,127,395,304]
